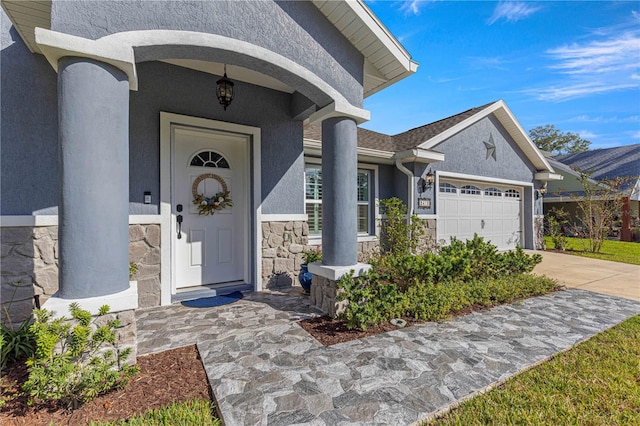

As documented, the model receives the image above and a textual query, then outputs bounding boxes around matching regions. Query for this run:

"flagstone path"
[136,288,640,425]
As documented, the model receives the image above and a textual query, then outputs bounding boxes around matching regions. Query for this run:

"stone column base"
[308,262,371,318]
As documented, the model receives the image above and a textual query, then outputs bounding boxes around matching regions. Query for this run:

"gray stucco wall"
[50,0,364,107]
[1,11,59,215]
[413,116,537,216]
[1,17,305,216]
[130,61,304,215]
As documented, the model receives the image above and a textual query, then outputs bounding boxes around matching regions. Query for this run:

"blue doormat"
[181,291,244,308]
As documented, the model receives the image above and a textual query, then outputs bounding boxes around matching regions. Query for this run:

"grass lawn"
[427,315,640,425]
[91,399,221,426]
[544,236,640,265]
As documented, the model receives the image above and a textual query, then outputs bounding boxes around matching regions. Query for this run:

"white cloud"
[577,130,597,139]
[632,131,640,139]
[547,31,640,75]
[529,11,640,102]
[488,2,542,25]
[399,0,425,16]
[526,81,637,102]
[568,114,640,123]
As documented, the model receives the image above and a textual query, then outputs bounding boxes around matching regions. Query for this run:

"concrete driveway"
[532,251,640,302]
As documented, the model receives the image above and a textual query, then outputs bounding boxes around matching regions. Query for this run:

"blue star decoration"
[483,134,497,161]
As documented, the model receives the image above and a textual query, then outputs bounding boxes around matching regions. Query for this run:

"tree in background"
[529,125,591,155]
[573,171,625,253]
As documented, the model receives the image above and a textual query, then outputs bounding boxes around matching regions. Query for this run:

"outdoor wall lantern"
[216,64,235,111]
[417,169,435,194]
[425,169,435,185]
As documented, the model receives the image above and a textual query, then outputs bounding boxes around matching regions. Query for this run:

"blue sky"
[361,1,640,149]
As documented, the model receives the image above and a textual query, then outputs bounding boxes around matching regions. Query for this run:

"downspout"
[395,158,414,221]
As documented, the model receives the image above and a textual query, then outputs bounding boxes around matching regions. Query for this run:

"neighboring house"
[544,145,640,241]
[0,1,558,358]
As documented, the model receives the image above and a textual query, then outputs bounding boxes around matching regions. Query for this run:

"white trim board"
[437,171,533,188]
[160,112,262,305]
[0,215,162,227]
[261,214,308,222]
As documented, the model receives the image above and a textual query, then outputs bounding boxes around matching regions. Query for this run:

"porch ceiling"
[2,0,417,98]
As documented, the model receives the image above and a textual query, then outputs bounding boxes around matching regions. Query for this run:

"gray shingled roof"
[555,144,640,181]
[303,101,498,153]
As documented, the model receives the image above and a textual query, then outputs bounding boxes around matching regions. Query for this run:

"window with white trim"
[484,187,502,197]
[305,164,372,236]
[505,189,521,199]
[460,185,481,195]
[439,182,457,193]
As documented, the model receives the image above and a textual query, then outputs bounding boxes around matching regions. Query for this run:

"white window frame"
[304,158,379,244]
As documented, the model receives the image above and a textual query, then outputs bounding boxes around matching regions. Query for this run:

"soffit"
[1,0,51,54]
[311,0,418,97]
[3,0,416,99]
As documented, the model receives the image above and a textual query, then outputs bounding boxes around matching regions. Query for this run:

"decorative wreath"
[192,173,233,216]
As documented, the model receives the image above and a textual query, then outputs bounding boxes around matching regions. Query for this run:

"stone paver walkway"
[136,288,640,425]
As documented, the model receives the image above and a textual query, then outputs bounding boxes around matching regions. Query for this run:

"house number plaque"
[418,198,431,209]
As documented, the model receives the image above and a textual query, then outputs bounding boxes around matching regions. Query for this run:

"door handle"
[177,214,183,239]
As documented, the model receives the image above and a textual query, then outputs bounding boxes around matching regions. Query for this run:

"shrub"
[337,234,552,331]
[547,208,569,251]
[379,198,425,256]
[1,320,35,368]
[0,283,36,367]
[336,271,403,330]
[23,303,139,410]
[302,247,322,264]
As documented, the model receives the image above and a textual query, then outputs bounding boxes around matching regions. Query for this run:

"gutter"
[395,159,414,219]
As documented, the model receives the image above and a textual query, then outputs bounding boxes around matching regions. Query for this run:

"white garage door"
[437,179,522,250]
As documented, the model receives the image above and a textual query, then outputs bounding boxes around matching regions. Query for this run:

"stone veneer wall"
[1,224,161,325]
[310,275,345,318]
[128,224,161,308]
[261,221,308,288]
[534,215,545,250]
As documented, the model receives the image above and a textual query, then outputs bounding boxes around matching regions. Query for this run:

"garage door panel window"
[439,182,457,193]
[305,165,373,236]
[484,187,502,197]
[460,185,481,195]
[505,189,521,199]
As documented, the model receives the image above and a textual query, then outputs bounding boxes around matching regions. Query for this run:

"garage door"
[436,179,522,250]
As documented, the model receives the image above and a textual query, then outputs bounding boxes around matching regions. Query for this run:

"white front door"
[437,179,523,250]
[171,127,248,289]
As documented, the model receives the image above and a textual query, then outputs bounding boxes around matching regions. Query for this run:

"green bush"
[23,303,139,410]
[337,271,403,330]
[337,234,553,331]
[379,197,425,256]
[1,320,35,368]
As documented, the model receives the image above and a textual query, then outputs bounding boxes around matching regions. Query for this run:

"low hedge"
[337,235,559,330]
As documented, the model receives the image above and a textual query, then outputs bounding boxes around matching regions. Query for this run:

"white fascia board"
[35,28,138,90]
[417,103,501,150]
[418,100,554,173]
[345,0,417,73]
[306,101,370,125]
[303,139,395,163]
[493,102,554,172]
[534,172,563,181]
[393,149,445,163]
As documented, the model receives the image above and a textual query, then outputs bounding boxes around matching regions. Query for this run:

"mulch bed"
[0,345,213,426]
[298,304,499,346]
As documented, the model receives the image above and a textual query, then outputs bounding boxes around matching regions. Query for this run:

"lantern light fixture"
[216,64,235,111]
[425,169,435,185]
